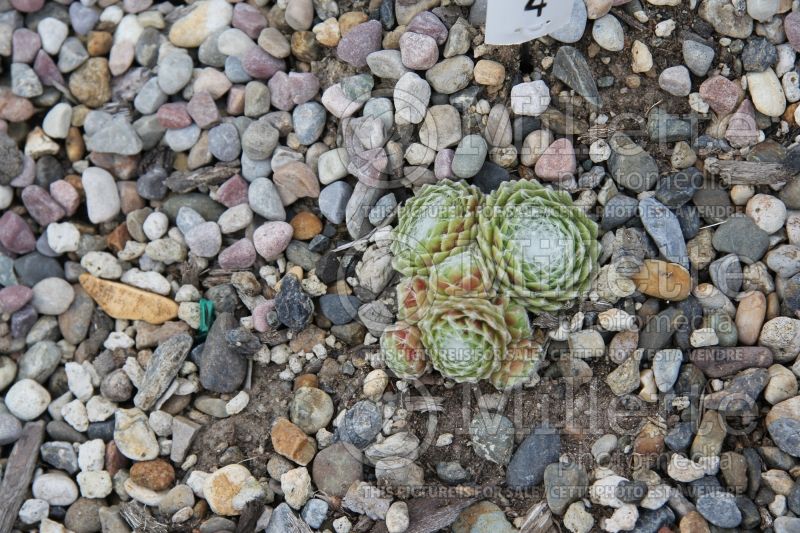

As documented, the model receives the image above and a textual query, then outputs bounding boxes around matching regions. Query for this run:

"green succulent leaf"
[390,180,483,277]
[477,180,599,313]
[380,323,429,379]
[419,297,510,383]
[490,334,544,391]
[428,245,494,299]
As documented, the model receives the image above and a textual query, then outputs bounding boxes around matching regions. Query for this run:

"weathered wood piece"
[0,421,45,533]
[704,158,795,186]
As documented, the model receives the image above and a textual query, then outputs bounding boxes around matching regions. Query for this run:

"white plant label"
[485,0,574,45]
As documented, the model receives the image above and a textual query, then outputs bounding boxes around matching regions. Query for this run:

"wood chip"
[0,421,46,533]
[79,273,179,325]
[704,157,794,186]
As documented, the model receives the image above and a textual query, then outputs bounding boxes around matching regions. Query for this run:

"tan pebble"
[338,12,369,35]
[473,59,506,86]
[271,417,317,466]
[66,127,85,162]
[767,292,781,320]
[680,511,710,533]
[79,273,178,325]
[290,212,323,240]
[631,40,653,73]
[202,464,254,516]
[765,364,798,405]
[294,374,319,390]
[630,260,692,301]
[735,290,766,345]
[313,18,341,47]
[87,31,113,56]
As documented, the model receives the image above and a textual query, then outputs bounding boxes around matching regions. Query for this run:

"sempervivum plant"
[418,297,511,383]
[390,180,483,277]
[490,333,545,391]
[477,180,599,313]
[380,323,429,379]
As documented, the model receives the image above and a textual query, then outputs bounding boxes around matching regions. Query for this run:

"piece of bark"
[704,158,793,186]
[0,421,45,533]
[165,162,240,193]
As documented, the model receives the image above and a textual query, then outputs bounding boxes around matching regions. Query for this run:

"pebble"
[33,473,79,507]
[592,15,624,51]
[510,81,550,117]
[319,181,353,224]
[400,32,438,70]
[550,0,588,43]
[506,426,561,488]
[337,400,382,449]
[5,379,51,420]
[425,56,474,95]
[659,66,692,97]
[696,492,741,528]
[82,167,120,224]
[452,134,488,179]
[337,20,382,67]
[748,69,786,117]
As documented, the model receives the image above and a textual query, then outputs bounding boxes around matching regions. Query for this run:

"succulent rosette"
[380,322,429,379]
[419,297,510,383]
[493,296,532,342]
[390,180,483,277]
[477,180,599,313]
[490,335,544,391]
[428,245,494,298]
[396,276,431,325]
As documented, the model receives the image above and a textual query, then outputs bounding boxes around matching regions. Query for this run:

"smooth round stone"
[786,11,800,51]
[242,120,279,160]
[407,11,448,44]
[592,14,624,51]
[0,413,23,445]
[535,138,577,181]
[169,0,233,48]
[696,492,742,528]
[219,239,256,269]
[285,0,314,30]
[290,387,334,434]
[233,3,267,38]
[208,123,241,162]
[399,32,438,70]
[748,69,786,117]
[181,222,221,259]
[164,124,201,152]
[218,204,252,234]
[32,277,74,315]
[158,52,193,95]
[435,149,455,180]
[33,473,79,507]
[82,167,121,224]
[217,28,256,57]
[452,135,488,179]
[293,102,326,145]
[367,50,409,79]
[253,221,293,261]
[143,212,169,240]
[683,40,715,77]
[511,80,550,116]
[5,379,51,421]
[0,285,33,314]
[425,56,474,95]
[659,66,692,96]
[248,178,285,220]
[38,17,68,55]
[318,181,353,224]
[394,72,431,124]
[42,103,72,139]
[746,193,786,233]
[258,27,291,59]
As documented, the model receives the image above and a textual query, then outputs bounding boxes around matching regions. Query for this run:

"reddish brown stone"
[106,223,130,253]
[130,458,176,491]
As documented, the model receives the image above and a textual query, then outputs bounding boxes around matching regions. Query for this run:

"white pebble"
[510,80,551,117]
[46,222,80,254]
[5,379,51,421]
[143,212,170,240]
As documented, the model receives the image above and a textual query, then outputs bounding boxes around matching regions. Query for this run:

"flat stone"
[199,312,247,393]
[506,426,561,489]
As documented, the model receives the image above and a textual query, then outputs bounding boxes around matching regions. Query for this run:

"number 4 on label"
[525,0,547,16]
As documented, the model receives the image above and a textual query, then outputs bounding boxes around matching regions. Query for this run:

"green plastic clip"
[197,298,216,341]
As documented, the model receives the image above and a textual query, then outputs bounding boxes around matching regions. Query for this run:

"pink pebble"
[0,285,33,314]
[187,91,220,129]
[12,29,41,64]
[50,180,81,217]
[21,185,65,226]
[699,75,742,116]
[0,211,36,254]
[10,155,35,188]
[399,32,439,70]
[157,103,192,129]
[407,11,448,45]
[33,50,64,87]
[219,238,257,269]
[336,20,382,68]
[786,11,800,51]
[434,149,455,180]
[233,3,267,38]
[534,138,577,181]
[10,0,44,13]
[242,47,286,80]
[253,299,276,332]
[253,221,293,261]
[215,175,249,207]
